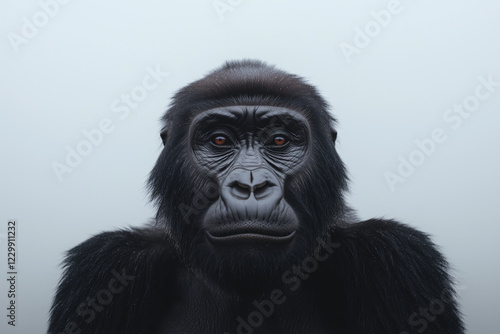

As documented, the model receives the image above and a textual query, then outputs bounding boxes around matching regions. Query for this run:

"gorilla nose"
[223,168,281,202]
[221,168,282,220]
[229,180,275,200]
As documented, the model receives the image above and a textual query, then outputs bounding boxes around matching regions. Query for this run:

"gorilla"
[48,60,464,334]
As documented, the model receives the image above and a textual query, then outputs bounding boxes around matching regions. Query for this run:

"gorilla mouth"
[206,230,296,243]
[205,222,297,244]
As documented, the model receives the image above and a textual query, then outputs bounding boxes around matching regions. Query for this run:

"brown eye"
[274,136,287,146]
[213,136,227,146]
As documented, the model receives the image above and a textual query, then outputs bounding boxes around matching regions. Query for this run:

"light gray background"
[1,1,499,333]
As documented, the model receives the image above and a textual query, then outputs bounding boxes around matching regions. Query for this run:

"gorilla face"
[176,105,316,283]
[148,60,348,283]
[189,106,311,253]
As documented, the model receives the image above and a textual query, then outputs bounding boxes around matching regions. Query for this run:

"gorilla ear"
[331,129,338,143]
[160,128,168,146]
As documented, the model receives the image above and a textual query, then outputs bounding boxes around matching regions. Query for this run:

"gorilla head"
[148,60,348,284]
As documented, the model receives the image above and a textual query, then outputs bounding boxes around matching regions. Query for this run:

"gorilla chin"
[198,233,299,286]
[201,196,301,282]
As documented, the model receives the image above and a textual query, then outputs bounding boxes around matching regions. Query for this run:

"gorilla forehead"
[162,60,335,135]
[190,105,309,130]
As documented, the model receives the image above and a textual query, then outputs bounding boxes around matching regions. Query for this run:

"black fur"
[48,60,464,333]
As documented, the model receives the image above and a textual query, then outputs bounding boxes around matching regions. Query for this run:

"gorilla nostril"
[254,181,276,199]
[230,181,251,199]
[253,181,268,195]
[237,182,251,192]
[228,180,275,200]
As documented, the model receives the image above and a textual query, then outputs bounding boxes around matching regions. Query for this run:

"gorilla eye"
[273,136,287,146]
[213,136,228,146]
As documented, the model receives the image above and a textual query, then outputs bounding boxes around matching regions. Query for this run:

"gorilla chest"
[156,271,336,334]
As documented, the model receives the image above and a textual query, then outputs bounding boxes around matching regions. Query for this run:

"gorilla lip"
[205,230,296,243]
